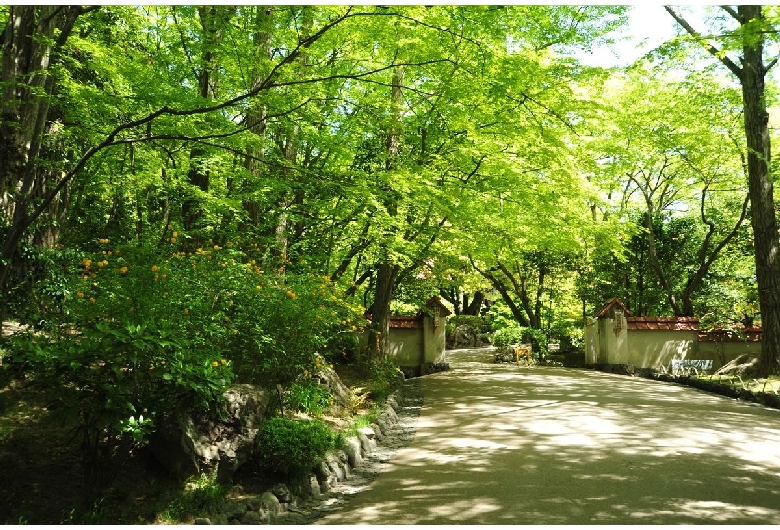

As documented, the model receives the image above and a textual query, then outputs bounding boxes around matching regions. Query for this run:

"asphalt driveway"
[315,347,780,524]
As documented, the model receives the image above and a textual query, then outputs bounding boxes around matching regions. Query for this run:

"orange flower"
[119,266,128,275]
[151,265,160,272]
[76,291,85,298]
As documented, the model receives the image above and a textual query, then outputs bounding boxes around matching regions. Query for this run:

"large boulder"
[313,364,351,411]
[149,384,270,482]
[451,324,475,348]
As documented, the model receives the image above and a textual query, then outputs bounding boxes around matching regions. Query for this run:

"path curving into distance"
[313,347,780,525]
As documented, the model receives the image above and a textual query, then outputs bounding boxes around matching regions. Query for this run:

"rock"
[259,490,281,518]
[194,517,211,524]
[271,483,292,504]
[453,324,476,348]
[240,511,262,525]
[369,423,384,441]
[358,431,375,454]
[375,416,388,436]
[343,437,363,468]
[314,364,351,411]
[309,475,323,498]
[327,456,345,481]
[148,384,270,482]
[316,461,337,492]
[245,496,263,511]
[382,405,398,423]
[358,426,376,439]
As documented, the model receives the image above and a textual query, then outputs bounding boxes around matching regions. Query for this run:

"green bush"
[491,323,549,359]
[366,356,404,403]
[491,325,524,349]
[285,375,332,416]
[255,417,335,478]
[6,236,366,494]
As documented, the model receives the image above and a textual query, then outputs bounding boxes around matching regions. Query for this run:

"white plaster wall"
[584,321,598,364]
[597,314,628,364]
[625,331,696,368]
[697,340,763,370]
[385,327,424,367]
[423,315,447,365]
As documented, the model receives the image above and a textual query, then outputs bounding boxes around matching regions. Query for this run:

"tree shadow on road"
[315,348,780,525]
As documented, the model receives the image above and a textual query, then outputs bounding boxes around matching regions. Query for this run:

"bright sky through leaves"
[574,4,680,67]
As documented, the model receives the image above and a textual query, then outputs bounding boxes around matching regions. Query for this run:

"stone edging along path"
[195,377,422,525]
[642,371,780,410]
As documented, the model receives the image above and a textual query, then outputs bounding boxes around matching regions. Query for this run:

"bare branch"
[719,5,741,22]
[664,6,743,79]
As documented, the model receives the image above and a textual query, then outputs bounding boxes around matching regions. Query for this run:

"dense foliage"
[1,4,778,504]
[255,417,336,479]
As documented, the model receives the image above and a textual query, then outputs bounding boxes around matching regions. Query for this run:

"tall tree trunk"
[368,65,404,360]
[463,291,486,316]
[738,6,780,375]
[666,4,780,376]
[0,6,83,320]
[242,7,274,228]
[182,6,225,248]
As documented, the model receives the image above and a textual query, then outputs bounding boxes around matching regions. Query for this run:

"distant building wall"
[696,329,762,369]
[626,329,697,368]
[587,298,763,372]
[422,313,447,365]
[362,297,451,373]
[584,320,598,365]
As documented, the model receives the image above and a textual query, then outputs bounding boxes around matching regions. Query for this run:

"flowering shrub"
[9,235,366,490]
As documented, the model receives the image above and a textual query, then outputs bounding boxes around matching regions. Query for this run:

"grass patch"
[155,472,229,524]
[699,374,780,394]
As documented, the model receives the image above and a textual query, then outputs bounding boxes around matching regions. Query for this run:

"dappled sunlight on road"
[315,347,780,524]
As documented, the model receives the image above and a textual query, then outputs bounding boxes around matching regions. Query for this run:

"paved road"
[315,347,780,525]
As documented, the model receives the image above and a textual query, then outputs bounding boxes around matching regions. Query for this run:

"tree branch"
[664,6,743,79]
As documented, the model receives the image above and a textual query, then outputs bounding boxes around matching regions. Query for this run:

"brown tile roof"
[596,297,633,318]
[698,327,762,342]
[626,316,699,331]
[389,316,423,329]
[425,296,452,317]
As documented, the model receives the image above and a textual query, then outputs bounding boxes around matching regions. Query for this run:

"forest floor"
[0,357,378,525]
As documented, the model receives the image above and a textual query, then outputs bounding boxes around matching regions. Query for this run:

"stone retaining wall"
[198,384,417,525]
